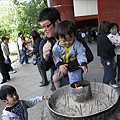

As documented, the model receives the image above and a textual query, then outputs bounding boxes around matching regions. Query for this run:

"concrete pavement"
[0,41,120,120]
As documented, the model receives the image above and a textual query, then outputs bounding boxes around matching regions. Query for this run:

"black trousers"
[36,58,69,90]
[0,63,10,82]
[36,58,48,85]
[117,55,120,82]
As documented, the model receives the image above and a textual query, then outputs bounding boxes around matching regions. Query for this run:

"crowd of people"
[0,7,120,120]
[80,28,98,44]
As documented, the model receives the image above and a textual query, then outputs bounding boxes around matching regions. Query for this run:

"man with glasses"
[37,7,69,90]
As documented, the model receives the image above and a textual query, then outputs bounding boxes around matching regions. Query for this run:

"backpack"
[76,33,94,63]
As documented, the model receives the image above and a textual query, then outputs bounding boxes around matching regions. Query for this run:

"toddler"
[52,20,88,89]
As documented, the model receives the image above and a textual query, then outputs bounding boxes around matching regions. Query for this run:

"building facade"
[52,0,120,28]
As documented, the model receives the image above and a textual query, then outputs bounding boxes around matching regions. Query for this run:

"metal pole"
[47,0,52,7]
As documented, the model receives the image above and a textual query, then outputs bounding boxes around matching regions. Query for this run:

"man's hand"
[43,41,52,60]
[79,66,88,73]
[42,95,48,100]
[7,56,11,63]
[59,64,68,75]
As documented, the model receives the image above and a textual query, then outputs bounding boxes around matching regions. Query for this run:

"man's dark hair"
[99,21,111,35]
[18,32,22,37]
[0,85,16,100]
[54,20,76,40]
[1,36,7,42]
[38,7,61,23]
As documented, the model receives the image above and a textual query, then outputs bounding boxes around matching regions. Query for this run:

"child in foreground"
[52,20,88,89]
[0,85,48,120]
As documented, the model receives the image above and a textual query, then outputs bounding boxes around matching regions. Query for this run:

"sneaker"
[9,70,17,74]
[20,63,24,66]
[26,62,30,64]
[13,70,17,73]
[111,84,119,88]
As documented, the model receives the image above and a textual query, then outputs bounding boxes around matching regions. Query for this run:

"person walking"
[17,32,29,65]
[1,37,16,74]
[0,44,10,84]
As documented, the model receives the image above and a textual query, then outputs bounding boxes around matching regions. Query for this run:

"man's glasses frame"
[40,22,53,29]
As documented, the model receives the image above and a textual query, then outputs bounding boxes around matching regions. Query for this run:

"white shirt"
[1,42,10,59]
[17,37,23,50]
[107,33,120,55]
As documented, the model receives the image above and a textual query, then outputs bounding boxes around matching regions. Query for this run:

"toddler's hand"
[59,64,68,75]
[42,95,48,100]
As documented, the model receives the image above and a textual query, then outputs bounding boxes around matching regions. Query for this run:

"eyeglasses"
[40,22,53,29]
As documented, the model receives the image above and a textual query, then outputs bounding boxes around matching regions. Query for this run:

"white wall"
[73,0,98,17]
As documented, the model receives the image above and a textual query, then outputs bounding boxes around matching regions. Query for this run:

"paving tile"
[18,89,33,99]
[25,84,41,93]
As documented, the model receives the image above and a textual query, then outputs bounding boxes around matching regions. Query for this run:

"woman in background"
[97,21,118,88]
[30,30,49,87]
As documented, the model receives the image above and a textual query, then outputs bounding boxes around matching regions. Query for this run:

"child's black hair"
[54,20,76,40]
[0,85,16,100]
[110,22,119,33]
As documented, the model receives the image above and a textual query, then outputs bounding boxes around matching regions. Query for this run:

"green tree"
[13,0,47,39]
[0,1,17,41]
[0,0,47,42]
